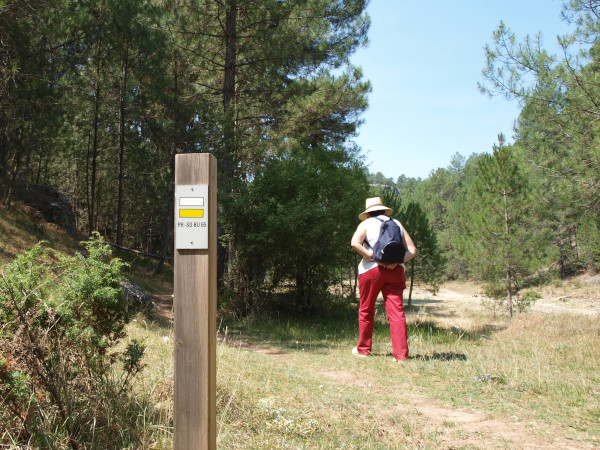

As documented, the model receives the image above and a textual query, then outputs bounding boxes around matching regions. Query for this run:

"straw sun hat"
[358,197,393,221]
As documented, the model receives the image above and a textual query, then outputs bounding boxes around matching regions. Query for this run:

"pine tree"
[462,135,535,318]
[480,2,600,272]
[401,201,444,305]
[174,0,370,288]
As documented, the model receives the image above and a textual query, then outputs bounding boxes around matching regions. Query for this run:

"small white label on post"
[175,185,208,249]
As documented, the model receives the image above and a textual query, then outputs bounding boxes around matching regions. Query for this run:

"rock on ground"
[121,280,153,307]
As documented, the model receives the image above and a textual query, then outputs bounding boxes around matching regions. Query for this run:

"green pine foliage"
[380,2,600,301]
[2,0,599,317]
[401,201,445,303]
[480,0,600,275]
[227,144,369,314]
[460,137,544,317]
[0,0,372,307]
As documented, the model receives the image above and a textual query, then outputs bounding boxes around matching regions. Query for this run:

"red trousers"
[357,265,408,360]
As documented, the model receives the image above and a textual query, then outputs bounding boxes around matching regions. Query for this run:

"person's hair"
[368,210,387,217]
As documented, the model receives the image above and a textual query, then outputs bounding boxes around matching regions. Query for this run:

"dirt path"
[410,281,599,319]
[151,292,174,321]
[317,367,592,449]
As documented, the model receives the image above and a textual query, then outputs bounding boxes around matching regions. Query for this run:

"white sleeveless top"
[358,216,405,275]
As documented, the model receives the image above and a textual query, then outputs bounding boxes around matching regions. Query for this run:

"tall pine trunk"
[88,41,102,235]
[503,187,513,318]
[116,45,129,245]
[408,259,415,306]
[219,0,237,287]
[154,46,180,275]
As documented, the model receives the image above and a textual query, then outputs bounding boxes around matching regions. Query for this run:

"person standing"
[350,197,417,361]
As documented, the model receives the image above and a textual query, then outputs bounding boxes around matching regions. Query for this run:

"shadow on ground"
[367,350,468,361]
[411,352,468,361]
[150,292,506,355]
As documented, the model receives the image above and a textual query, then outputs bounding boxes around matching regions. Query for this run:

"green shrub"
[518,290,542,313]
[0,233,145,449]
[481,283,542,316]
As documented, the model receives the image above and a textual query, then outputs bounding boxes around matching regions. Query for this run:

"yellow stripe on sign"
[179,209,204,218]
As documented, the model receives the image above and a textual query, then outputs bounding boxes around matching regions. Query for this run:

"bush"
[0,233,145,448]
[517,290,542,313]
[481,283,542,316]
[481,282,507,317]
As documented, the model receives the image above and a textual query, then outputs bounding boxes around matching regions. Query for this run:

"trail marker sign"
[175,184,209,249]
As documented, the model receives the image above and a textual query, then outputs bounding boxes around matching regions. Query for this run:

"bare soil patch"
[151,292,174,321]
[409,277,599,319]
[317,367,592,449]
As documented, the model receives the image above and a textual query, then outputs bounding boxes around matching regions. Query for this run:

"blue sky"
[351,0,572,181]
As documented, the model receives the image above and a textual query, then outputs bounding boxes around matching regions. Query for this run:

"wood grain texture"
[173,153,217,450]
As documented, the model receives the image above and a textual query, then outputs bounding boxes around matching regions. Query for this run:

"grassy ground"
[124,288,600,449]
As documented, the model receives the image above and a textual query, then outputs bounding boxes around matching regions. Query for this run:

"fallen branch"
[104,241,173,261]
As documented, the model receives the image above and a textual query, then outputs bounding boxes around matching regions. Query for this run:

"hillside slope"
[0,202,83,265]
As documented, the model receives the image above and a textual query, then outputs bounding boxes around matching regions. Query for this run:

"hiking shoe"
[352,347,368,357]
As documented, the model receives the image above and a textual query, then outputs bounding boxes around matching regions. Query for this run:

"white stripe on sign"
[179,197,204,206]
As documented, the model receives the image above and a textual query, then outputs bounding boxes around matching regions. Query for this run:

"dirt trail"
[410,283,599,319]
[151,292,174,320]
[318,367,591,449]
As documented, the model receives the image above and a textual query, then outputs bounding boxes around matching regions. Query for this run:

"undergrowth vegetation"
[0,204,82,266]
[0,234,146,448]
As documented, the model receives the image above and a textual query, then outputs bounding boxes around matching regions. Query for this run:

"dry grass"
[407,312,600,435]
[111,313,175,449]
[0,203,83,264]
[535,273,600,302]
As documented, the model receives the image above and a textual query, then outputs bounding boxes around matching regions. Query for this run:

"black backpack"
[370,217,406,263]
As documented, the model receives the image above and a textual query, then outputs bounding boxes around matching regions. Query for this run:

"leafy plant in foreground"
[0,233,145,449]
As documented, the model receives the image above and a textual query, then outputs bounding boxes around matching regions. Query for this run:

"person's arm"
[402,227,417,263]
[351,221,373,261]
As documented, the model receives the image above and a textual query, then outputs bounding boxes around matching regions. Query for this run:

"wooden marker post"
[173,153,217,450]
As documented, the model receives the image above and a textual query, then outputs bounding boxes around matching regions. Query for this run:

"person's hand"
[376,262,398,269]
